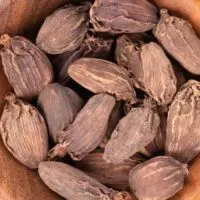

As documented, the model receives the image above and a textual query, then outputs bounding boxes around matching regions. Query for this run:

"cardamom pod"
[68,58,136,103]
[49,94,115,160]
[104,106,160,164]
[39,161,132,200]
[0,93,48,169]
[129,156,188,200]
[74,152,144,190]
[154,9,200,75]
[53,34,113,84]
[0,34,53,100]
[166,80,200,163]
[36,3,90,54]
[37,83,83,143]
[90,0,158,34]
[116,35,177,105]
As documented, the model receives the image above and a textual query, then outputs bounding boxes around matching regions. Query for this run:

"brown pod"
[129,156,188,200]
[74,152,144,190]
[0,93,48,169]
[49,94,115,160]
[37,83,83,143]
[166,80,200,163]
[0,34,53,100]
[154,9,200,75]
[36,3,90,54]
[116,36,177,105]
[68,58,136,103]
[53,34,113,84]
[90,0,158,34]
[104,106,160,164]
[39,161,132,200]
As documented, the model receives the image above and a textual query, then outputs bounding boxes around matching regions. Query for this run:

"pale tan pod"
[0,93,48,169]
[68,58,136,104]
[38,161,132,200]
[129,156,188,200]
[166,80,200,163]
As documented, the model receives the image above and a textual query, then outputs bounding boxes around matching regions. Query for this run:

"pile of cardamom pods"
[1,0,200,200]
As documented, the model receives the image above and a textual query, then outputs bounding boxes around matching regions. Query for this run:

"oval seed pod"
[166,80,200,163]
[0,34,53,100]
[103,106,160,164]
[37,83,83,143]
[36,3,90,54]
[39,161,132,200]
[49,94,115,160]
[129,156,188,200]
[90,0,158,34]
[154,9,200,75]
[0,93,48,169]
[116,36,177,105]
[74,152,145,190]
[68,58,136,104]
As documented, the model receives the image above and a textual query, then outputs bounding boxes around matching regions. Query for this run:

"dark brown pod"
[116,35,177,105]
[37,83,83,143]
[49,94,115,160]
[0,93,48,169]
[154,9,200,75]
[52,34,113,84]
[129,156,188,200]
[90,0,158,34]
[0,34,53,100]
[36,3,90,54]
[104,106,160,164]
[74,152,144,190]
[39,161,132,200]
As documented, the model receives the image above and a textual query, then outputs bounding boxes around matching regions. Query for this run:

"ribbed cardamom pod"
[36,3,90,54]
[116,35,177,105]
[37,83,83,143]
[129,156,188,200]
[154,9,200,75]
[49,94,115,160]
[90,0,158,34]
[0,34,53,100]
[52,34,113,84]
[166,80,200,163]
[68,58,136,103]
[0,93,48,169]
[104,106,160,164]
[74,152,145,190]
[39,161,132,200]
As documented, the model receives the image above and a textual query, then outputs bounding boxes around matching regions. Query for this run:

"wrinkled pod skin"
[129,156,188,200]
[0,93,49,169]
[36,3,90,54]
[38,83,83,143]
[0,34,53,100]
[39,161,132,200]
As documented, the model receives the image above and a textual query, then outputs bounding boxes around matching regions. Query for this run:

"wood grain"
[0,138,63,200]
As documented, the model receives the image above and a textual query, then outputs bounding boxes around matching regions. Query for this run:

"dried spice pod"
[36,3,90,54]
[74,152,144,190]
[0,34,53,100]
[39,161,132,200]
[49,94,115,160]
[37,83,83,143]
[68,58,136,103]
[90,0,158,34]
[166,80,200,163]
[53,35,113,84]
[104,106,160,164]
[0,93,48,169]
[116,36,177,105]
[154,9,200,75]
[129,156,188,200]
